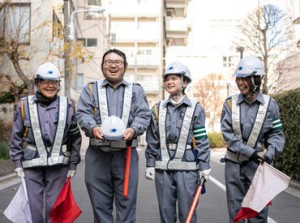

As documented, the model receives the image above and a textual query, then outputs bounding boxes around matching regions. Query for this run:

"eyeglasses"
[41,80,59,86]
[104,60,124,66]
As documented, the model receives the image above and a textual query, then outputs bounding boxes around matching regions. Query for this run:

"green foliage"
[273,88,300,180]
[0,120,12,160]
[0,142,9,160]
[0,83,27,104]
[0,91,15,103]
[208,132,227,148]
[0,120,12,142]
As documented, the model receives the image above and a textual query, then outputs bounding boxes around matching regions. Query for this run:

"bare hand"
[92,126,104,140]
[123,128,135,141]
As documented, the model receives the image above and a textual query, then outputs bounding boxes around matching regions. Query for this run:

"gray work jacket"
[221,92,285,161]
[9,94,82,170]
[145,96,210,171]
[76,79,151,147]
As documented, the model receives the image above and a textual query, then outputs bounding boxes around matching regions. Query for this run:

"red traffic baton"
[185,177,206,223]
[123,141,132,198]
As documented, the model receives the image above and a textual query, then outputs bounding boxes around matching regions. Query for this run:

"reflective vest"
[90,80,136,148]
[225,94,270,163]
[22,96,69,168]
[155,99,198,170]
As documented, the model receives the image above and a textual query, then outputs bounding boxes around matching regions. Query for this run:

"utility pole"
[64,0,71,98]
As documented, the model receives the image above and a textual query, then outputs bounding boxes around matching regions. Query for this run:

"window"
[87,38,97,47]
[88,0,101,6]
[52,12,63,39]
[223,56,232,68]
[0,3,30,44]
[77,38,97,47]
[76,73,84,93]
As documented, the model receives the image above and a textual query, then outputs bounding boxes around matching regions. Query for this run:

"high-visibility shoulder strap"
[154,101,197,149]
[21,99,25,121]
[153,103,159,124]
[89,83,97,115]
[226,98,231,109]
[21,99,28,138]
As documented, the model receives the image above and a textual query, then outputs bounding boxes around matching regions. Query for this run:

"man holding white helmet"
[76,49,151,223]
[221,55,285,222]
[145,61,211,223]
[9,62,82,222]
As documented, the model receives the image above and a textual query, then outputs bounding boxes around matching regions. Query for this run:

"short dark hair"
[101,49,128,68]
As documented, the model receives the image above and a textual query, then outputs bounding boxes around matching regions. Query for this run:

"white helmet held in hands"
[102,116,126,141]
[35,62,61,81]
[163,61,192,83]
[233,55,265,78]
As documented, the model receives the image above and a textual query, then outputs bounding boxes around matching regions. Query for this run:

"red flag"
[233,163,290,223]
[50,177,82,223]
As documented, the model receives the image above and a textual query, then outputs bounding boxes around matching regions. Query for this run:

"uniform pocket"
[184,148,196,162]
[23,145,37,160]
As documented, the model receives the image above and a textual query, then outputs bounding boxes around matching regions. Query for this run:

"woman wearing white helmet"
[221,55,285,222]
[145,61,211,223]
[9,62,82,222]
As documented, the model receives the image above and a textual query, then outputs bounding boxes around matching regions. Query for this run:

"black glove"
[262,155,272,164]
[250,152,262,164]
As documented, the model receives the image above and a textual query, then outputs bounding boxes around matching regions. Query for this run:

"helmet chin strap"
[245,72,260,99]
[170,76,186,101]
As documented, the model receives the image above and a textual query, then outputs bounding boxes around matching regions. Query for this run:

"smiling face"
[38,80,60,98]
[101,52,126,87]
[236,77,252,95]
[163,74,187,95]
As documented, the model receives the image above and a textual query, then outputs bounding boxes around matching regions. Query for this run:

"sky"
[187,0,287,49]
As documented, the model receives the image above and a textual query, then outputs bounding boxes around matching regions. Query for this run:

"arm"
[76,83,98,137]
[9,100,26,168]
[193,104,210,170]
[129,84,151,137]
[145,105,160,167]
[67,102,82,170]
[264,98,285,160]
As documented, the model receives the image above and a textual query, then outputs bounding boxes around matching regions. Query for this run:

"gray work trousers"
[155,170,198,223]
[24,165,68,223]
[225,160,269,223]
[85,146,139,223]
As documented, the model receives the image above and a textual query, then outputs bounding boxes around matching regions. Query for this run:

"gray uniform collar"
[100,79,131,88]
[161,95,192,108]
[237,92,265,105]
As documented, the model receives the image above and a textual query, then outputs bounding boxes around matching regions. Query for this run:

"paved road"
[0,148,300,223]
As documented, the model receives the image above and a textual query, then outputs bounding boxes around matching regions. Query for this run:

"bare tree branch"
[235,4,293,94]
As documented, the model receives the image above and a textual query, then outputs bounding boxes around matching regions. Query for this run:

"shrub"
[273,88,300,181]
[0,120,12,142]
[208,132,227,148]
[0,141,9,160]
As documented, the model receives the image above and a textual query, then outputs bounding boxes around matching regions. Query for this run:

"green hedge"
[208,132,227,148]
[273,88,300,180]
[0,142,9,160]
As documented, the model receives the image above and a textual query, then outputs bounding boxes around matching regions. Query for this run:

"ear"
[183,79,188,88]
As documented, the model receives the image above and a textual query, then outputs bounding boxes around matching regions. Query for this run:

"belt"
[167,144,192,151]
[225,149,266,164]
[90,138,138,148]
[95,146,124,153]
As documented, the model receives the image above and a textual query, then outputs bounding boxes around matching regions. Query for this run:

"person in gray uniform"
[221,55,285,223]
[9,62,82,223]
[145,61,211,223]
[76,48,151,223]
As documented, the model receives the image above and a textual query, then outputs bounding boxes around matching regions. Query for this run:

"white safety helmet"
[163,61,192,83]
[233,55,265,78]
[35,62,61,81]
[101,116,126,141]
